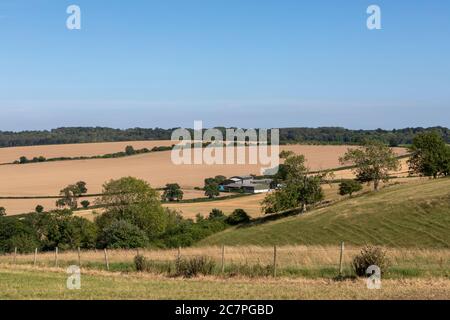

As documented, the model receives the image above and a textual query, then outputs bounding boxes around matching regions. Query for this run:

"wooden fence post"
[55,247,59,268]
[13,247,17,265]
[221,245,225,273]
[104,248,110,271]
[273,245,277,277]
[33,248,37,267]
[339,242,345,276]
[77,247,81,267]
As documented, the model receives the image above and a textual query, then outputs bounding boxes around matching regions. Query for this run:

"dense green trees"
[161,183,184,202]
[408,132,450,178]
[340,141,400,191]
[1,126,449,148]
[262,151,325,214]
[95,177,168,242]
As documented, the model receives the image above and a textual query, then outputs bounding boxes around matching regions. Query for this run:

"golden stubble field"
[0,141,407,215]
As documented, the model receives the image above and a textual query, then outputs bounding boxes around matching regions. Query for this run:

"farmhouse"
[220,176,272,194]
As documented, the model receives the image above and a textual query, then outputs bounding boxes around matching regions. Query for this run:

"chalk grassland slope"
[0,140,176,164]
[199,178,450,248]
[0,144,407,196]
[0,266,448,299]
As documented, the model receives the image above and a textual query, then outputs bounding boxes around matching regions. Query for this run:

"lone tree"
[408,131,450,178]
[95,177,168,240]
[204,183,220,199]
[340,141,400,191]
[262,151,325,214]
[161,183,184,201]
[0,207,6,217]
[56,181,88,209]
[338,180,363,197]
[35,205,44,213]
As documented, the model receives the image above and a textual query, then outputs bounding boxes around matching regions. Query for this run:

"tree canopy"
[408,131,450,178]
[340,141,400,190]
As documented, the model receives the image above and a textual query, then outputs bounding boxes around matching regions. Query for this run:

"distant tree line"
[1,126,450,148]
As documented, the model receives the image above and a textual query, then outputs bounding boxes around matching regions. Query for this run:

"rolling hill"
[198,178,450,248]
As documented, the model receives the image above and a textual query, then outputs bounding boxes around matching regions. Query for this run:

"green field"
[198,178,450,248]
[0,266,448,300]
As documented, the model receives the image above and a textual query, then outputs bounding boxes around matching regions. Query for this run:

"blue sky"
[0,0,449,131]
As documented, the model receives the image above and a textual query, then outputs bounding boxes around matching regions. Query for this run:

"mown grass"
[0,265,449,300]
[198,178,450,248]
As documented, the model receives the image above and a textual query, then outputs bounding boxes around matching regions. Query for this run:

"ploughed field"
[0,141,407,215]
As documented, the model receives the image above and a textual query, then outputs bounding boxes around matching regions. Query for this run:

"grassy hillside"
[198,178,450,248]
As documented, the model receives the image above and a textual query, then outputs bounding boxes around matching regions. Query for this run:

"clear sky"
[1,0,449,131]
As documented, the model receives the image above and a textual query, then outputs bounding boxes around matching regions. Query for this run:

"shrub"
[80,200,90,208]
[174,256,215,278]
[35,205,44,213]
[134,254,172,274]
[226,209,251,225]
[208,209,225,220]
[352,245,390,277]
[338,180,363,197]
[134,254,147,271]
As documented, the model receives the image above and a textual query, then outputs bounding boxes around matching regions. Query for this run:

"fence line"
[2,245,448,278]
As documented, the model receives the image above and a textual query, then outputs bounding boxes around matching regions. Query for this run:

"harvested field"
[165,193,267,219]
[0,140,176,164]
[0,143,407,215]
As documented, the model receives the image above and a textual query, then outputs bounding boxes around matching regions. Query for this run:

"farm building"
[219,176,273,194]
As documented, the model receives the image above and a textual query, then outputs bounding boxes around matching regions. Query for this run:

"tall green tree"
[204,183,220,199]
[95,177,168,239]
[408,132,450,178]
[262,152,324,214]
[340,141,400,191]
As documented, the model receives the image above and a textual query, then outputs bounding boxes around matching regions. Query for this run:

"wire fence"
[1,244,448,277]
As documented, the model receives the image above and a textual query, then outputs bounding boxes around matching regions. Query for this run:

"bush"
[208,209,225,220]
[352,245,390,277]
[35,205,44,213]
[226,209,250,225]
[98,220,149,249]
[174,256,215,278]
[134,254,147,271]
[80,200,90,208]
[338,180,363,197]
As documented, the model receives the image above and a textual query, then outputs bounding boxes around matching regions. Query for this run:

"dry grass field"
[3,245,447,272]
[0,265,448,299]
[0,140,176,164]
